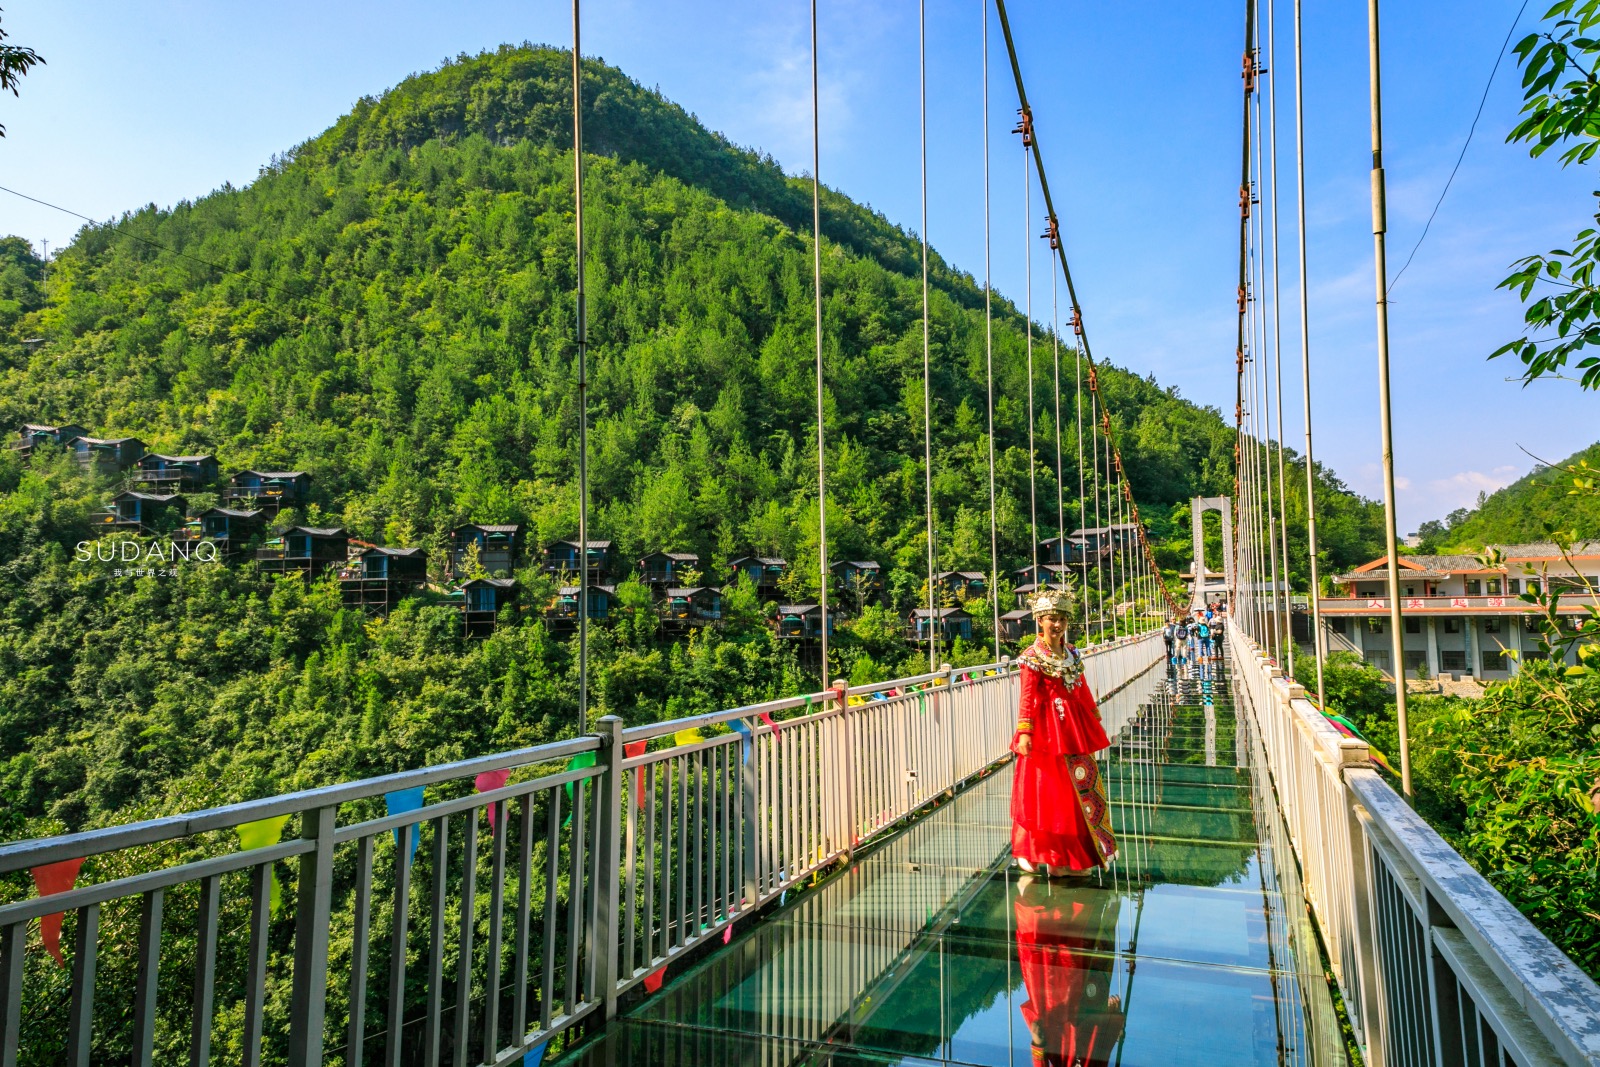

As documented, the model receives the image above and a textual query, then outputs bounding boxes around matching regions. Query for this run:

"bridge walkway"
[558,652,1348,1066]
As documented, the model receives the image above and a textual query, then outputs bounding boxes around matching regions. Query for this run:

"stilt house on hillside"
[638,551,700,590]
[908,606,973,645]
[542,539,614,580]
[777,604,835,641]
[830,559,883,603]
[1036,534,1089,566]
[134,454,219,492]
[341,546,428,614]
[257,526,349,576]
[99,491,185,534]
[934,571,988,602]
[460,578,518,637]
[999,608,1037,644]
[1014,564,1072,596]
[727,556,787,599]
[183,507,266,559]
[13,423,90,456]
[550,583,616,631]
[449,524,524,577]
[664,586,722,633]
[69,436,145,473]
[224,471,312,517]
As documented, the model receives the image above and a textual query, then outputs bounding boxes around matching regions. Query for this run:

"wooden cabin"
[638,550,700,589]
[934,571,989,603]
[460,577,518,637]
[830,559,883,603]
[99,490,185,533]
[224,471,312,517]
[69,436,145,473]
[341,547,429,614]
[183,506,266,558]
[1071,524,1137,559]
[450,523,524,577]
[1015,563,1073,589]
[999,608,1037,645]
[664,586,722,632]
[134,453,219,492]
[908,607,974,645]
[1037,535,1090,566]
[728,556,788,599]
[777,604,835,641]
[14,422,90,456]
[542,539,614,579]
[257,526,349,576]
[550,583,616,631]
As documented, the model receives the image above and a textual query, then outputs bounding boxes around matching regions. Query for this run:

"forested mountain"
[0,45,1385,836]
[1415,441,1600,551]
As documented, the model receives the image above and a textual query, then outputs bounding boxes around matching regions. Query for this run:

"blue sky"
[1,0,1594,534]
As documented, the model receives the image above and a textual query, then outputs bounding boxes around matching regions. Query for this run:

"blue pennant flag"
[523,1043,547,1067]
[385,786,426,867]
[730,719,753,764]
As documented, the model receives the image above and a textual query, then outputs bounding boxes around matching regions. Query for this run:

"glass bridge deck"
[558,654,1348,1067]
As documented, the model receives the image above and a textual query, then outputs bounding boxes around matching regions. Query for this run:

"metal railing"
[0,633,1163,1066]
[1226,625,1600,1067]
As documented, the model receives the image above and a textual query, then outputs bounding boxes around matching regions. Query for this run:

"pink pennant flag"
[475,769,511,830]
[31,857,85,967]
[625,741,648,807]
[722,922,734,945]
[644,965,667,993]
[759,711,783,743]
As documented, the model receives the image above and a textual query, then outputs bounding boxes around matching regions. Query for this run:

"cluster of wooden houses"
[18,422,1134,645]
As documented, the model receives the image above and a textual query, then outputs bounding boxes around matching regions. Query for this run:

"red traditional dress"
[1014,881,1126,1066]
[1010,639,1116,871]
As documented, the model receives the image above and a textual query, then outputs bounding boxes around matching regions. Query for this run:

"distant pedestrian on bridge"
[1011,589,1116,878]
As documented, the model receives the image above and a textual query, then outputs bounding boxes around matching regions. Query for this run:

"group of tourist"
[1160,605,1223,666]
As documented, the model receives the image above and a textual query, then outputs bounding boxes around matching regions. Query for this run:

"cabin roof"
[778,604,823,616]
[233,469,310,481]
[202,506,263,519]
[455,523,522,535]
[832,559,881,570]
[732,555,788,566]
[911,607,970,619]
[22,422,88,434]
[70,435,142,447]
[641,550,699,562]
[461,577,517,590]
[365,546,425,558]
[277,525,346,538]
[546,539,613,550]
[936,570,988,581]
[110,490,183,504]
[557,583,616,595]
[1001,608,1034,620]
[141,453,215,464]
[666,586,720,598]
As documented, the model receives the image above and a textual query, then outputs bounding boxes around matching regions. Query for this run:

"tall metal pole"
[1366,0,1412,796]
[921,0,937,671]
[572,0,590,735]
[811,0,831,688]
[1294,0,1328,708]
[983,0,1002,660]
[1267,0,1295,679]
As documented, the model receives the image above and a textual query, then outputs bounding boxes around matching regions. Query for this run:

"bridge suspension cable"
[920,0,938,671]
[983,0,1001,662]
[572,0,591,734]
[810,0,831,688]
[1266,0,1295,679]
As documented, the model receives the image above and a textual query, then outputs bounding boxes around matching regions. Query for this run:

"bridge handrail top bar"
[1346,769,1600,1064]
[0,732,602,874]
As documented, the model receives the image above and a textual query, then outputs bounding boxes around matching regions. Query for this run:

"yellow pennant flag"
[674,728,701,748]
[235,814,292,916]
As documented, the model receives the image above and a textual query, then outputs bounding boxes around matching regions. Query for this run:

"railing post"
[287,804,337,1067]
[942,663,956,793]
[594,716,624,1018]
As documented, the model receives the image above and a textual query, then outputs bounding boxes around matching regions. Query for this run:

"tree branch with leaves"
[0,7,43,138]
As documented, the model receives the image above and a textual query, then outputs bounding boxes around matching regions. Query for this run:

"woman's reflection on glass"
[1014,878,1126,1066]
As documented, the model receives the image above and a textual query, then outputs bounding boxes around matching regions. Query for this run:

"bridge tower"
[1191,495,1233,608]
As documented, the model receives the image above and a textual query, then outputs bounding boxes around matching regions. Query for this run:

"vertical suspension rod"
[572,0,590,735]
[983,0,1001,660]
[920,0,937,671]
[810,0,831,688]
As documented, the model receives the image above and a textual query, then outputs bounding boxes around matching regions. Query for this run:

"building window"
[1441,650,1466,672]
[1464,579,1481,595]
[1483,617,1501,634]
[1524,615,1540,633]
[1508,578,1521,594]
[1330,617,1348,634]
[1487,578,1502,595]
[1405,617,1421,634]
[1366,650,1390,671]
[1444,619,1460,634]
[1367,618,1384,635]
[1481,649,1506,672]
[1403,585,1415,597]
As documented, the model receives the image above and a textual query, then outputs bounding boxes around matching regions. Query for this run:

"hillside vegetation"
[0,45,1384,838]
[1416,441,1600,551]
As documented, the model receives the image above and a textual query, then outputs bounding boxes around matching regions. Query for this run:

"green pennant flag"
[563,751,598,827]
[236,814,291,916]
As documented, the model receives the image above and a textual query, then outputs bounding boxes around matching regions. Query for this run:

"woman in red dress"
[1011,589,1116,876]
